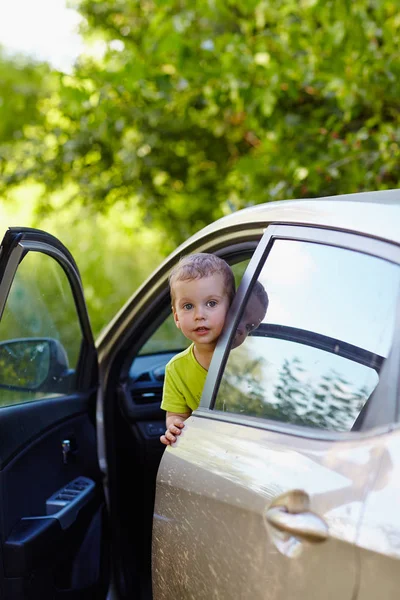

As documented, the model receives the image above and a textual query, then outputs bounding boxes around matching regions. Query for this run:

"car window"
[139,313,190,355]
[215,239,400,432]
[138,257,251,356]
[0,251,82,406]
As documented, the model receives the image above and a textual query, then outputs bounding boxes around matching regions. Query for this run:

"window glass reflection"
[0,252,82,406]
[216,240,400,432]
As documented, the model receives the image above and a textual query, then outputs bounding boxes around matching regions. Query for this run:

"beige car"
[0,190,399,600]
[150,190,400,600]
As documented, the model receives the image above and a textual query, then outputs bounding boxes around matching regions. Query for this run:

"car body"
[0,189,400,599]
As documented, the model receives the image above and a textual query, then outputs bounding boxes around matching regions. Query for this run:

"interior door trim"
[0,396,92,469]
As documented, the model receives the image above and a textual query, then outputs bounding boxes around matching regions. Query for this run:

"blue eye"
[207,300,217,308]
[183,303,193,310]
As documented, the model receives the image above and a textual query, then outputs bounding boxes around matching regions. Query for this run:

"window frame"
[199,224,400,440]
[0,230,97,394]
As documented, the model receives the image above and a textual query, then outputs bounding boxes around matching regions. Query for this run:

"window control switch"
[45,476,95,528]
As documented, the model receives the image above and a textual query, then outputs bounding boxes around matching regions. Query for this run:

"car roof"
[184,188,400,248]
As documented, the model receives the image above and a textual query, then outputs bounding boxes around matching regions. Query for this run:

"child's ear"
[172,307,181,329]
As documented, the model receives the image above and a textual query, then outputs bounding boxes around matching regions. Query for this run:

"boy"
[160,253,269,446]
[160,253,235,445]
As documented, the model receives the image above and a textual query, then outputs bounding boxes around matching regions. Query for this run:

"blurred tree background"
[0,0,399,335]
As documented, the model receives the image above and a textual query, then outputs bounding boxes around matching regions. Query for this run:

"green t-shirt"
[161,344,207,414]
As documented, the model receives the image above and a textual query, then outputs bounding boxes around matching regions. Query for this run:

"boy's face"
[172,273,230,349]
[232,294,266,349]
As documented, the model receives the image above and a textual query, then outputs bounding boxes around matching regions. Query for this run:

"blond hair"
[169,253,235,307]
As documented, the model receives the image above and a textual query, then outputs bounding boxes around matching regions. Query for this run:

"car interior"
[103,255,251,598]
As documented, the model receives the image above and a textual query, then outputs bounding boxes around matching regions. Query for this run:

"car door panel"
[1,407,98,538]
[356,428,400,599]
[0,397,91,468]
[0,228,107,600]
[153,416,383,600]
[0,400,106,600]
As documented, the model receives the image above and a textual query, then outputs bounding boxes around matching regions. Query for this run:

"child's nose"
[194,306,205,319]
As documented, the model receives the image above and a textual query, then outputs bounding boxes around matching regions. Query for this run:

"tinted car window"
[215,240,400,432]
[0,251,82,406]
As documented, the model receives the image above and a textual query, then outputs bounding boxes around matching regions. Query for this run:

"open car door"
[0,228,109,600]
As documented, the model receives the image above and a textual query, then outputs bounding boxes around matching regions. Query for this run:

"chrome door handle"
[265,505,328,543]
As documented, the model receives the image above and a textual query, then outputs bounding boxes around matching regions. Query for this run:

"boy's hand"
[160,411,191,446]
[160,419,185,445]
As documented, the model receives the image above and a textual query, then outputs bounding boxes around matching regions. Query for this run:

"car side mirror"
[0,337,74,393]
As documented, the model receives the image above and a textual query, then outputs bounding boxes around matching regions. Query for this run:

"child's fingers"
[160,421,186,445]
[165,428,178,443]
[169,424,183,436]
[161,430,177,444]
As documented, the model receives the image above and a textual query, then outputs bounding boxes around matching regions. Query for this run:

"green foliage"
[0,188,164,337]
[0,49,52,142]
[0,49,54,189]
[1,0,400,251]
[35,197,165,337]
